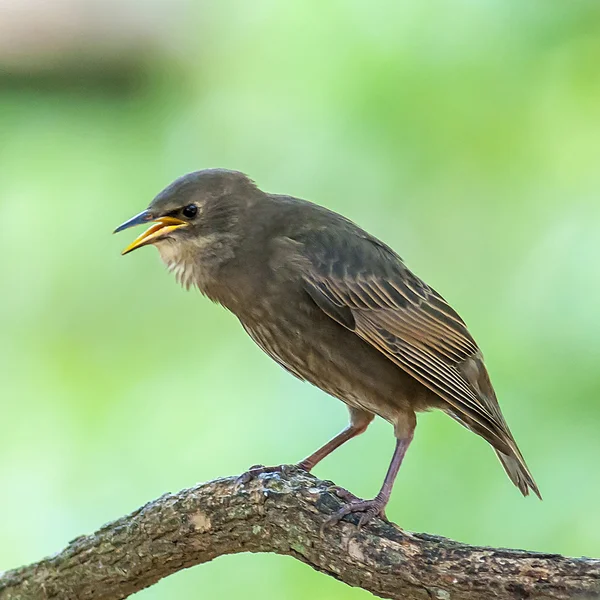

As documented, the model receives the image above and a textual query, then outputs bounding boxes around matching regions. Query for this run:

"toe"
[332,487,360,502]
[295,460,312,472]
[236,465,273,487]
[322,498,386,531]
[357,506,380,529]
[235,472,252,486]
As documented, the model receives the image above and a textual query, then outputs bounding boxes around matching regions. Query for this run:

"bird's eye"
[182,204,198,219]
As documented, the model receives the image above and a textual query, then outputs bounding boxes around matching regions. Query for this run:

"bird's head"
[115,169,260,290]
[114,169,258,256]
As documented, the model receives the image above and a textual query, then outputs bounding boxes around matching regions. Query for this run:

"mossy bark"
[0,469,598,600]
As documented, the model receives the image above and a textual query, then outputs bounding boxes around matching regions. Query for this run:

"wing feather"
[300,235,509,445]
[287,220,538,497]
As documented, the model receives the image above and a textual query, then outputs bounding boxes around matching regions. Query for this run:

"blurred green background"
[1,0,600,598]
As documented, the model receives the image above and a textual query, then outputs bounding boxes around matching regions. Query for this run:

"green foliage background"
[1,1,599,598]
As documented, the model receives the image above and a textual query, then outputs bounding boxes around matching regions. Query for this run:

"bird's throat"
[155,233,238,298]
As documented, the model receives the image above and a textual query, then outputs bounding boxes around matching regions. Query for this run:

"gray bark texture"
[0,469,598,600]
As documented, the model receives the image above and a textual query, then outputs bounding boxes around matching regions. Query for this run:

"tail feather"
[446,408,542,499]
[496,447,542,500]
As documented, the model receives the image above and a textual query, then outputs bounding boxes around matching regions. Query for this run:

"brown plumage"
[115,169,540,526]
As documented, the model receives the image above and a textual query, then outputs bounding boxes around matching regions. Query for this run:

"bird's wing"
[298,228,513,453]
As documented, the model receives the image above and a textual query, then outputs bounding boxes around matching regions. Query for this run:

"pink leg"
[239,408,373,483]
[325,421,415,529]
[297,417,372,471]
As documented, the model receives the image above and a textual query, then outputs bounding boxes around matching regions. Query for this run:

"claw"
[321,497,387,534]
[331,486,360,503]
[235,472,253,487]
[236,464,290,489]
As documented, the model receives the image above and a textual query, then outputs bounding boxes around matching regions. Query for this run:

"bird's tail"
[446,408,541,499]
[495,444,542,500]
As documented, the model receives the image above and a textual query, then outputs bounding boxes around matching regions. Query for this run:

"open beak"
[114,210,188,255]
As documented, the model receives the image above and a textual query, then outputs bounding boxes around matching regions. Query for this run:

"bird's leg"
[238,408,373,485]
[236,424,363,486]
[324,418,415,529]
[297,423,368,471]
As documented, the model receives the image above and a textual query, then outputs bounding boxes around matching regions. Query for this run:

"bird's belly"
[241,308,436,422]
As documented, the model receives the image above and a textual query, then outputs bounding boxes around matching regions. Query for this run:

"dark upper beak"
[114,210,188,255]
[113,210,153,233]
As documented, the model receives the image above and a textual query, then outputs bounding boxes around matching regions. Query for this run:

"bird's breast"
[241,315,353,400]
[237,284,441,425]
[239,289,340,381]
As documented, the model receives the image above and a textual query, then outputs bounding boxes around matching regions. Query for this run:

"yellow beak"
[114,211,188,255]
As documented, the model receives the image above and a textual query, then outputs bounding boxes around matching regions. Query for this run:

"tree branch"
[0,469,598,600]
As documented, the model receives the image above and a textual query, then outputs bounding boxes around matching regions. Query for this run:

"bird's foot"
[322,496,388,532]
[331,486,361,503]
[236,463,302,487]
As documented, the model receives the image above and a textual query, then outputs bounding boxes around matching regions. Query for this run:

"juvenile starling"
[115,169,540,526]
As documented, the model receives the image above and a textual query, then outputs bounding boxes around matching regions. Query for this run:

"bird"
[114,168,540,526]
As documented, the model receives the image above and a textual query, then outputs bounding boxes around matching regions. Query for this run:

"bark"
[0,469,598,600]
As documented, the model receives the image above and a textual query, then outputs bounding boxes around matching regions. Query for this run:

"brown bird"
[115,169,540,526]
